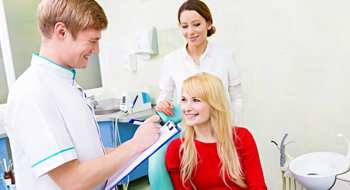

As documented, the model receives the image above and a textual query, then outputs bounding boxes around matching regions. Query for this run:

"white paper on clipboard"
[105,121,180,190]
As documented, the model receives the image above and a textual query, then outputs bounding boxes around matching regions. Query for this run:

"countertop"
[93,98,156,122]
[95,108,156,122]
[0,99,156,138]
[94,98,156,122]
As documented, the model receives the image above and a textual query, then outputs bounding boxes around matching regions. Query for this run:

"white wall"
[97,0,350,189]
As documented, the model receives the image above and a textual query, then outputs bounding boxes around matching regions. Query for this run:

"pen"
[129,119,143,125]
[129,119,165,128]
[131,95,139,109]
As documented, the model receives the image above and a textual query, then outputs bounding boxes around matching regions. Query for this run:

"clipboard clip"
[165,120,176,131]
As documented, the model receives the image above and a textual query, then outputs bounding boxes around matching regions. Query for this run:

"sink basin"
[290,134,350,190]
[290,152,349,190]
[94,108,121,115]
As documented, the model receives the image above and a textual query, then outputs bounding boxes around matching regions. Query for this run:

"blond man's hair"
[180,72,247,189]
[37,0,108,39]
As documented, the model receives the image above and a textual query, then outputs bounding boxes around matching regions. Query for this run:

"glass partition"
[3,0,103,90]
[75,53,103,90]
[3,0,41,79]
[0,43,9,104]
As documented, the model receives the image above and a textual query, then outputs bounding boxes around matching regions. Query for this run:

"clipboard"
[105,120,181,190]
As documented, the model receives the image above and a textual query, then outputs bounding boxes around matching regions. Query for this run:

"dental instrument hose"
[113,111,130,190]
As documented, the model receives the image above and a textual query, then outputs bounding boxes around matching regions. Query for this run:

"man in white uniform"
[3,0,160,189]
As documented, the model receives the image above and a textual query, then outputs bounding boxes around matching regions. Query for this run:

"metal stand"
[281,172,303,190]
[282,171,286,190]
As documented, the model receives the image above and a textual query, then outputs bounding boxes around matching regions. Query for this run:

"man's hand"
[155,100,174,116]
[132,115,161,152]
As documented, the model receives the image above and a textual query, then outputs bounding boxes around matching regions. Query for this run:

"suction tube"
[280,133,289,167]
[338,134,350,160]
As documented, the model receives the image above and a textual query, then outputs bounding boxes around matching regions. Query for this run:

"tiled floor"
[114,175,151,190]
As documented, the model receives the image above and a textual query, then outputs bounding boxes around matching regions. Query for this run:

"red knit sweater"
[165,127,267,190]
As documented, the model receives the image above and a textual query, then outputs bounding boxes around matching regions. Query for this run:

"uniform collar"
[182,41,213,59]
[31,54,76,84]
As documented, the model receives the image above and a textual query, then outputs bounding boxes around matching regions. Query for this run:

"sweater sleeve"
[158,55,176,103]
[228,50,242,86]
[157,90,174,104]
[229,84,244,125]
[166,140,193,190]
[237,127,267,190]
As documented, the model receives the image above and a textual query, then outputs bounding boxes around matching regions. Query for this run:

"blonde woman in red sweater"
[166,72,267,190]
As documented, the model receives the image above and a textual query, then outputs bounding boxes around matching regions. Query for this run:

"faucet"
[88,95,99,109]
[279,133,289,167]
[271,133,295,167]
[338,134,350,160]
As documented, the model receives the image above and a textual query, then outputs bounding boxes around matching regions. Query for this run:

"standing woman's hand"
[155,100,174,116]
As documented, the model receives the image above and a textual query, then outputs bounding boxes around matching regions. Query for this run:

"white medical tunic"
[4,55,106,189]
[158,41,242,103]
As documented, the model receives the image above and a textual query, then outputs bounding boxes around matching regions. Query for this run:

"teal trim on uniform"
[72,68,76,80]
[34,54,76,80]
[31,147,75,168]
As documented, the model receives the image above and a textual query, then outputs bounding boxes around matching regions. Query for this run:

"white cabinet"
[331,179,350,190]
[332,171,350,190]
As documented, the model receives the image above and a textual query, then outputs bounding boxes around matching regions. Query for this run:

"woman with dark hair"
[156,0,243,125]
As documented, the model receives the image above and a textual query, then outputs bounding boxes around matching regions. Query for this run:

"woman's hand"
[155,100,174,116]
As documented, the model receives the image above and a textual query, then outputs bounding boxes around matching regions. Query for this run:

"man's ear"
[54,22,67,39]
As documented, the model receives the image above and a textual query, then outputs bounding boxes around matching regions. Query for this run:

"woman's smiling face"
[181,91,211,128]
[179,10,212,48]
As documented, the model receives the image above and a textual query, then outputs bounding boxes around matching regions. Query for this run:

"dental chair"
[148,133,180,190]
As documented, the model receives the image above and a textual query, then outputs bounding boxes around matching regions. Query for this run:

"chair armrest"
[148,134,180,190]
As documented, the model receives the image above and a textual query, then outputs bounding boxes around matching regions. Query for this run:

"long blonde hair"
[180,72,247,189]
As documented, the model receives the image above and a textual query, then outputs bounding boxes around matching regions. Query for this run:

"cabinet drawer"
[98,121,116,148]
[0,183,6,190]
[0,139,6,154]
